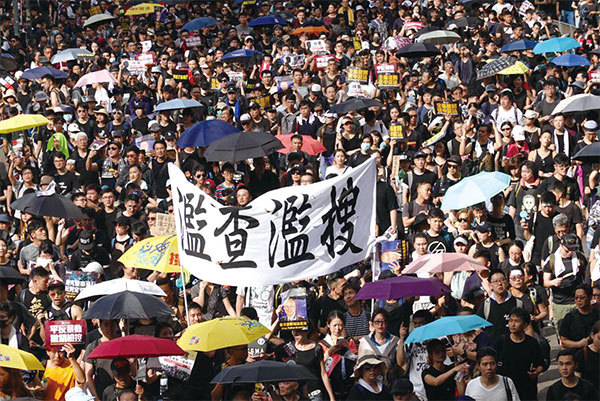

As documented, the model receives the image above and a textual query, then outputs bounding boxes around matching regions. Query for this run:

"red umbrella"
[276,134,327,155]
[87,335,185,359]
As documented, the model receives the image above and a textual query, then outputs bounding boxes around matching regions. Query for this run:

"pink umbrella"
[402,253,488,274]
[75,69,118,88]
[275,134,327,156]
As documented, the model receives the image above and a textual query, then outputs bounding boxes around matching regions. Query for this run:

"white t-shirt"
[465,375,521,401]
[236,286,275,327]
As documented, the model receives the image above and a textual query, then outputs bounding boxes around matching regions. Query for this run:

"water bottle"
[159,375,169,400]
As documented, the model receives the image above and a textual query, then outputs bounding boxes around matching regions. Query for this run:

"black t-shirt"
[425,232,453,254]
[539,176,579,202]
[542,252,586,305]
[53,171,79,195]
[476,297,518,342]
[19,289,51,318]
[402,169,438,202]
[554,202,583,234]
[487,214,515,243]
[575,346,599,389]
[559,308,600,344]
[131,116,151,135]
[507,184,540,221]
[421,364,456,401]
[494,334,544,401]
[84,338,115,399]
[310,295,346,328]
[70,150,101,187]
[151,158,175,199]
[546,378,598,401]
[529,212,556,265]
[376,181,399,234]
[68,247,111,271]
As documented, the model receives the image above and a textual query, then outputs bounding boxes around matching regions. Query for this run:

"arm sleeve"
[558,312,572,337]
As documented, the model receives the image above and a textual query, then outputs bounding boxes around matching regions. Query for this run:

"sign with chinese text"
[315,55,334,69]
[136,52,155,66]
[353,37,362,50]
[278,297,308,330]
[306,40,327,53]
[210,77,220,90]
[347,82,364,98]
[173,69,190,82]
[589,70,600,84]
[375,63,396,75]
[65,271,100,301]
[44,320,86,346]
[159,351,197,381]
[435,101,459,115]
[169,158,377,286]
[141,41,153,53]
[252,95,271,108]
[347,67,369,84]
[185,35,203,47]
[389,123,404,139]
[376,73,399,88]
[151,213,176,236]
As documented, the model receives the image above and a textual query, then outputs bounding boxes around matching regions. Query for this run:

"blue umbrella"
[154,98,204,112]
[500,40,537,53]
[248,15,288,27]
[221,49,263,63]
[441,171,511,210]
[181,17,220,32]
[177,120,240,148]
[551,54,590,67]
[21,66,68,80]
[533,37,579,54]
[405,315,493,344]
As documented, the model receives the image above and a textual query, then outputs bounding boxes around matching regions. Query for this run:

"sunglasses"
[448,164,458,169]
[363,363,378,370]
[108,146,119,150]
[458,218,469,222]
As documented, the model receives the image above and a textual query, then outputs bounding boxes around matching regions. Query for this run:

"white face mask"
[35,257,51,268]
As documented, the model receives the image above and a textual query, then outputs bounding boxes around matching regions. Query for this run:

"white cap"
[151,66,161,73]
[68,123,81,133]
[244,35,254,42]
[583,120,598,131]
[512,125,526,141]
[240,113,251,122]
[524,110,537,119]
[81,261,103,274]
[311,83,322,93]
[323,111,338,119]
[65,386,95,401]
[14,70,22,80]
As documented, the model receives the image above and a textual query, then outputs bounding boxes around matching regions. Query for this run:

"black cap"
[164,132,177,141]
[560,233,579,250]
[248,101,260,109]
[78,230,95,251]
[391,379,413,395]
[475,222,492,232]
[447,155,462,166]
[413,150,427,159]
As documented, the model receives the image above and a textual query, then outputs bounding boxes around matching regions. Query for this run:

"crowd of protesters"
[0,0,597,400]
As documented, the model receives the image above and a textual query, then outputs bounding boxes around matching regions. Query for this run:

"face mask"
[64,114,72,122]
[109,57,116,63]
[36,257,51,268]
[52,30,59,36]
[361,143,371,152]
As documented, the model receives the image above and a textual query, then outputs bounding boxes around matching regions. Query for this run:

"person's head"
[100,319,118,339]
[556,349,576,378]
[488,269,508,295]
[553,153,570,177]
[559,233,579,257]
[591,321,600,348]
[343,281,361,307]
[48,280,66,307]
[370,308,389,334]
[391,378,414,401]
[0,302,15,331]
[592,283,600,308]
[413,233,428,255]
[153,140,166,159]
[355,354,386,383]
[427,208,444,234]
[552,214,569,238]
[188,302,202,325]
[416,181,432,201]
[47,345,67,366]
[476,347,498,379]
[110,357,132,385]
[28,219,48,243]
[0,366,27,395]
[574,284,592,310]
[236,186,252,207]
[413,309,433,328]
[326,310,345,337]
[227,344,248,362]
[31,266,50,292]
[278,381,300,397]
[508,307,530,334]
[155,322,175,340]
[426,338,446,365]
[117,390,137,401]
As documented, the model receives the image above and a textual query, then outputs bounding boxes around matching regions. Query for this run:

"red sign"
[44,320,87,346]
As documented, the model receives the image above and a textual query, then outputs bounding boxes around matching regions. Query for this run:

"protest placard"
[279,297,308,330]
[151,213,177,236]
[159,352,197,381]
[347,81,363,97]
[435,101,459,115]
[65,271,100,301]
[389,123,404,139]
[136,52,155,66]
[375,63,396,74]
[185,35,203,47]
[134,134,156,154]
[306,40,327,53]
[210,77,220,91]
[248,337,268,359]
[141,41,152,53]
[353,37,362,50]
[379,240,410,275]
[589,70,600,84]
[173,69,190,82]
[376,73,399,88]
[347,67,369,84]
[315,55,334,69]
[226,71,244,83]
[45,320,87,346]
[253,95,271,108]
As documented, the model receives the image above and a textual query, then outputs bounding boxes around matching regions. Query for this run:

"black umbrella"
[83,291,174,320]
[204,131,283,162]
[476,57,517,80]
[0,267,26,284]
[572,142,600,164]
[445,17,483,29]
[328,98,383,114]
[0,55,17,71]
[396,43,441,58]
[11,188,85,220]
[211,360,316,384]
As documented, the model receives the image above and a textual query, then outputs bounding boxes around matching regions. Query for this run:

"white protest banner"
[306,39,327,53]
[169,158,377,287]
[375,63,396,75]
[125,60,146,75]
[347,81,364,98]
[226,71,244,83]
[315,55,333,69]
[589,70,600,84]
[141,40,153,53]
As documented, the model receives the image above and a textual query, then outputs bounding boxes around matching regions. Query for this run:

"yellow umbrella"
[118,234,182,274]
[0,344,44,370]
[0,114,49,134]
[125,3,163,16]
[498,61,529,75]
[178,317,271,352]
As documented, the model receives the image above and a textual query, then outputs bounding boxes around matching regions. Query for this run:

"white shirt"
[236,286,275,327]
[491,106,524,127]
[465,375,521,401]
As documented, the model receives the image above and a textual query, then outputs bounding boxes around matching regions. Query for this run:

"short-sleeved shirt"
[422,364,456,401]
[542,252,586,305]
[84,338,115,398]
[559,308,600,344]
[401,170,438,202]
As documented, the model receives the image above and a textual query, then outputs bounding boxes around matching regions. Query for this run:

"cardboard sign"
[65,271,100,301]
[275,75,294,92]
[136,52,155,66]
[377,73,399,88]
[45,320,86,346]
[279,297,308,330]
[423,131,447,147]
[435,101,459,115]
[379,240,410,275]
[173,69,190,82]
[352,36,362,50]
[159,351,197,380]
[315,55,334,69]
[185,35,203,47]
[286,54,305,68]
[306,39,327,53]
[252,95,271,108]
[389,123,404,139]
[134,134,156,154]
[589,70,600,84]
[347,67,369,84]
[151,213,176,236]
[375,63,396,74]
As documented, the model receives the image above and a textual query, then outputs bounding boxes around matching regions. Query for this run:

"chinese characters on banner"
[435,101,459,116]
[65,271,100,301]
[169,158,376,287]
[159,352,197,381]
[347,68,370,84]
[44,320,87,346]
[389,123,404,139]
[377,73,399,88]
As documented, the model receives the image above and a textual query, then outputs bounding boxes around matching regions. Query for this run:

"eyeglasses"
[409,114,417,118]
[108,146,119,150]
[491,278,507,284]
[502,127,512,131]
[372,320,386,325]
[195,174,205,178]
[448,164,458,169]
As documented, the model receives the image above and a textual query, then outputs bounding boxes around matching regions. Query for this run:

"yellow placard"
[353,37,362,50]
[253,95,271,108]
[377,73,399,87]
[347,67,369,83]
[389,123,404,139]
[434,102,459,115]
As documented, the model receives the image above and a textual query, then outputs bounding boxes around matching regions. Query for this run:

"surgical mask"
[35,257,51,268]
[52,30,59,36]
[109,57,116,63]
[361,143,371,152]
[64,114,72,122]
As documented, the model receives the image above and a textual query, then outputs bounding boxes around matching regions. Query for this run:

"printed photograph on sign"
[65,271,100,301]
[379,240,410,275]
[279,297,308,330]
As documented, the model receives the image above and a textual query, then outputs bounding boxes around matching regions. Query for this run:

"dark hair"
[131,222,149,239]
[509,307,531,325]
[488,268,506,282]
[473,249,491,264]
[371,308,389,323]
[428,208,444,220]
[153,140,167,149]
[556,348,576,361]
[326,310,346,326]
[240,307,258,321]
[31,266,50,279]
[553,153,570,165]
[413,309,434,323]
[426,338,446,363]
[343,280,361,294]
[154,321,174,338]
[0,301,15,318]
[522,262,537,277]
[574,284,592,298]
[413,232,428,244]
[458,306,474,314]
[27,219,45,236]
[476,347,497,363]
[188,301,201,311]
[540,191,557,206]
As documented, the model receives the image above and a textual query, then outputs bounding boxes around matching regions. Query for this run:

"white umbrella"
[74,278,167,301]
[83,14,115,28]
[50,48,94,64]
[416,30,461,45]
[551,94,600,115]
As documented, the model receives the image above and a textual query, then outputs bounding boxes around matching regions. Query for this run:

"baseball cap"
[0,214,10,224]
[323,111,337,119]
[485,84,497,93]
[475,222,492,232]
[78,230,95,251]
[447,155,462,166]
[248,101,260,109]
[454,236,469,246]
[81,261,103,274]
[48,279,65,291]
[391,378,413,395]
[524,110,537,119]
[240,113,251,123]
[398,153,411,162]
[164,131,177,141]
[512,125,526,141]
[227,87,237,94]
[34,91,48,102]
[110,357,131,375]
[413,150,427,159]
[560,233,579,250]
[311,83,322,93]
